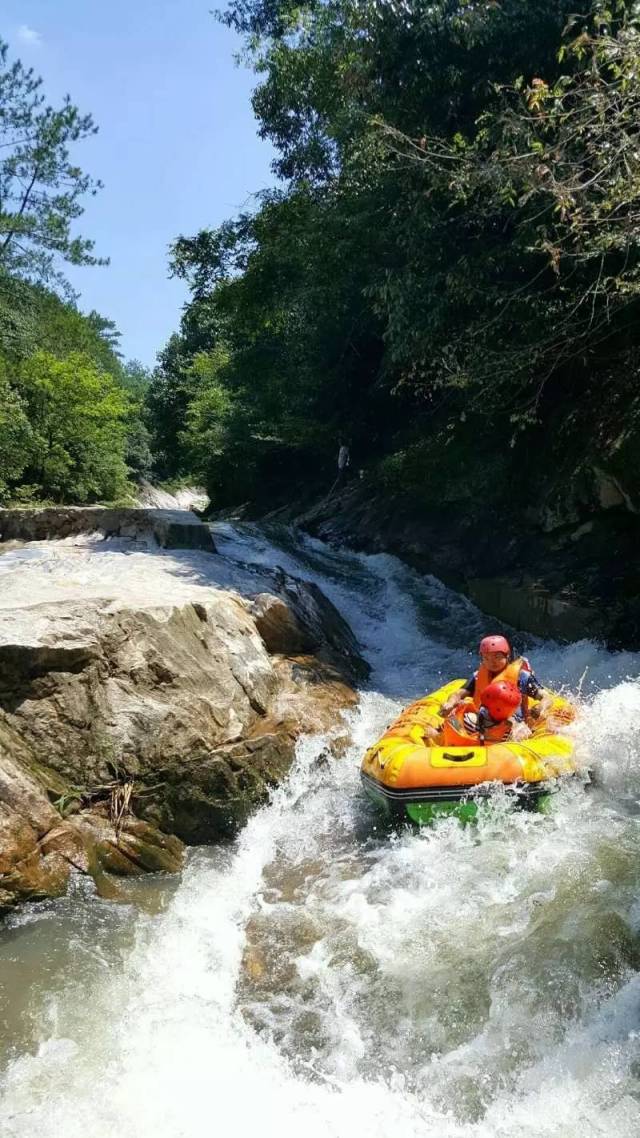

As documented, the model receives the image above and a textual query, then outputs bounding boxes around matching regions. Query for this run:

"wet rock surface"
[0,715,184,913]
[250,572,368,683]
[0,519,366,915]
[290,474,640,649]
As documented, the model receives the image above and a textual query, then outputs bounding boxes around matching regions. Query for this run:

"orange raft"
[361,679,577,824]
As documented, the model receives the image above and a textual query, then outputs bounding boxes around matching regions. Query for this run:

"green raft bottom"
[363,782,555,826]
[405,800,480,825]
[405,795,554,825]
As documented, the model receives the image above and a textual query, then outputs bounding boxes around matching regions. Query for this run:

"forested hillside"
[0,39,151,504]
[148,0,640,526]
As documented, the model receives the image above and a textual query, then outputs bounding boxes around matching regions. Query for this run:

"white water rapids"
[2,521,640,1137]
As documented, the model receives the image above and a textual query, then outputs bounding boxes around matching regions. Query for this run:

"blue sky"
[3,1,276,365]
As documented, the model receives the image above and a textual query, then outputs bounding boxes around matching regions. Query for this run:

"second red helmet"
[479,635,511,656]
[482,680,521,721]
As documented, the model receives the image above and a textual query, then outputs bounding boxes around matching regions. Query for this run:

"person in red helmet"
[442,679,532,745]
[439,634,552,723]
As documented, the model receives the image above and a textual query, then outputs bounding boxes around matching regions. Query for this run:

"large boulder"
[250,572,368,683]
[0,720,71,912]
[0,597,279,790]
[0,716,184,915]
[0,547,365,912]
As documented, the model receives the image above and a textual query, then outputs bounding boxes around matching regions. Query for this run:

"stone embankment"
[0,509,368,914]
[0,506,215,552]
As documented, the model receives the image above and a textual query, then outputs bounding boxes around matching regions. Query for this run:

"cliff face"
[0,510,368,914]
[292,429,640,649]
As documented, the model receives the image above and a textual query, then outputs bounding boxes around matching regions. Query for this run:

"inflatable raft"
[361,679,577,824]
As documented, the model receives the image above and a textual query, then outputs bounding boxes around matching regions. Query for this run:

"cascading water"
[2,521,640,1137]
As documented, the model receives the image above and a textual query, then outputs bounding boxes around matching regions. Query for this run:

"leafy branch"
[0,38,106,291]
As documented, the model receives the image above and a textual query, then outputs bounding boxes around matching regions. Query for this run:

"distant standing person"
[337,440,350,487]
[325,439,351,501]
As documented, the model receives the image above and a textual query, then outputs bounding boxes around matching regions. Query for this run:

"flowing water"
[2,522,640,1137]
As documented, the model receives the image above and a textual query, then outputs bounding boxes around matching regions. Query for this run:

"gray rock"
[251,575,370,683]
[0,506,215,552]
[296,473,640,649]
[0,571,364,912]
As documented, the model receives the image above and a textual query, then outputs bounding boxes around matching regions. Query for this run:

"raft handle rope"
[442,751,476,763]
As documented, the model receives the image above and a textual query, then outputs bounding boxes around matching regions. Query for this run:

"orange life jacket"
[442,702,512,746]
[473,656,529,717]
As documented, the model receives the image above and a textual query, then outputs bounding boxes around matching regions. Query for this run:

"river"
[2,521,640,1137]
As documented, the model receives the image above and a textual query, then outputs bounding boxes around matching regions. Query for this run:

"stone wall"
[0,506,216,552]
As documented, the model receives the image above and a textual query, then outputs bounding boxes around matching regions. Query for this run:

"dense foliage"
[4,351,129,502]
[0,271,154,503]
[148,0,640,511]
[0,40,152,504]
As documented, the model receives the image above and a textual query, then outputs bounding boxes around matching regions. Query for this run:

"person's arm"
[440,678,474,716]
[476,706,489,742]
[529,691,554,720]
[510,717,532,741]
[523,673,553,719]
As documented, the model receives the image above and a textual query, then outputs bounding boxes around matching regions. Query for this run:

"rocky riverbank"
[0,509,367,915]
[281,461,640,649]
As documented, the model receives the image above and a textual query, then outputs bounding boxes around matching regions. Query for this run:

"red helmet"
[479,635,511,657]
[482,680,521,721]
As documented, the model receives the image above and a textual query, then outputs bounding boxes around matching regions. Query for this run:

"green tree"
[0,43,156,504]
[373,8,640,424]
[0,38,105,291]
[158,180,391,503]
[0,363,32,497]
[146,307,228,479]
[121,359,154,480]
[12,351,129,502]
[178,349,233,478]
[0,272,122,371]
[121,359,151,399]
[222,0,580,182]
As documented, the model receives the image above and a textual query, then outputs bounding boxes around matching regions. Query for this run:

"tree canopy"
[148,0,640,510]
[0,271,153,503]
